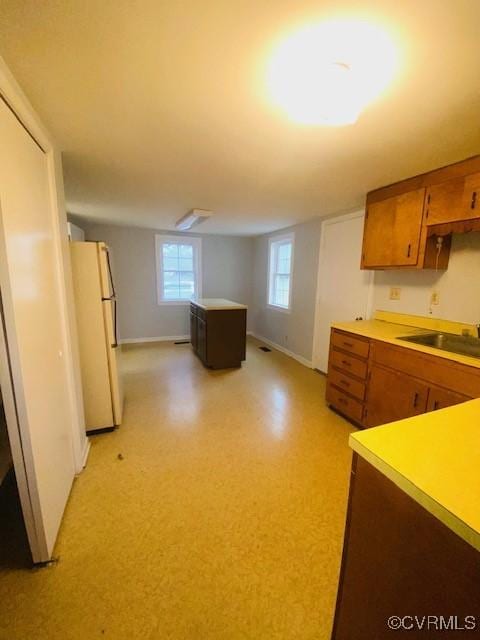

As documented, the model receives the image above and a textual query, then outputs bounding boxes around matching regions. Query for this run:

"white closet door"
[313,212,374,373]
[0,97,75,562]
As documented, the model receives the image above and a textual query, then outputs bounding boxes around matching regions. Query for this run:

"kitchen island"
[332,400,480,639]
[190,299,247,369]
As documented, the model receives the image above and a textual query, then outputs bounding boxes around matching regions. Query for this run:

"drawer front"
[328,368,366,402]
[326,383,364,424]
[330,349,368,380]
[332,330,370,359]
[190,303,206,320]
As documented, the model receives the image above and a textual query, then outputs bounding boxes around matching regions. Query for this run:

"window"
[155,235,202,304]
[268,233,294,310]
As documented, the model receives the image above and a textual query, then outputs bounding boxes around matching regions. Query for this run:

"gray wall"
[250,218,322,362]
[80,222,254,340]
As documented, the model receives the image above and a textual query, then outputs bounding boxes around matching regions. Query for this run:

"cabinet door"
[461,172,480,220]
[362,198,394,268]
[362,189,425,268]
[365,365,429,428]
[426,386,470,412]
[190,312,198,352]
[425,177,465,225]
[391,189,426,265]
[197,317,207,362]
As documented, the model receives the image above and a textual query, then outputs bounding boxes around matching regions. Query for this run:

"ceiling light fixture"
[175,209,213,231]
[266,18,398,126]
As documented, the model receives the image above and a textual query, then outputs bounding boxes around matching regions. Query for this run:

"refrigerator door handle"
[111,298,119,349]
[105,248,116,299]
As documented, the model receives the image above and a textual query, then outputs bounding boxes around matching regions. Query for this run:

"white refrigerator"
[70,241,123,432]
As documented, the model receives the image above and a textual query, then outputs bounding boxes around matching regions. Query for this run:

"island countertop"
[350,399,480,551]
[191,298,247,311]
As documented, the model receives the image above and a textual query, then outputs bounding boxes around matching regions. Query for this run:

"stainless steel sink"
[398,332,480,359]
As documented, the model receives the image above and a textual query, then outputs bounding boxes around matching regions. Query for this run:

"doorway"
[0,383,31,568]
[312,211,374,372]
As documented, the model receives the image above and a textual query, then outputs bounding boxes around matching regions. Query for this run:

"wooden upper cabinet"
[461,172,480,219]
[425,173,480,225]
[361,155,480,270]
[425,177,465,225]
[362,189,425,268]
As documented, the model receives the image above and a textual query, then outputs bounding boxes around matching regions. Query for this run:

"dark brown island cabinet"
[332,398,480,640]
[332,456,480,640]
[190,299,247,369]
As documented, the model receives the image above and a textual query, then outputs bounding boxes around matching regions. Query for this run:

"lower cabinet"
[326,329,480,428]
[190,302,246,369]
[190,309,198,352]
[332,455,480,639]
[364,365,429,428]
[196,317,207,363]
[426,386,470,412]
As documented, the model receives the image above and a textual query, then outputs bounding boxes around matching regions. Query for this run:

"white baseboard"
[249,333,313,368]
[76,438,91,475]
[120,335,190,345]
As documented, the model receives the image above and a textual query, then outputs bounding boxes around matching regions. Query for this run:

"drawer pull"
[339,379,350,388]
[341,360,351,367]
[338,397,348,405]
[433,400,439,411]
[413,392,419,408]
[343,341,354,348]
[471,191,477,210]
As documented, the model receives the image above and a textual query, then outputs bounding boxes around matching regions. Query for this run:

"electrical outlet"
[430,291,440,306]
[389,287,401,301]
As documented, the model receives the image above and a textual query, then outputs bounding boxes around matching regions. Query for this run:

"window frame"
[267,233,295,312]
[155,234,202,305]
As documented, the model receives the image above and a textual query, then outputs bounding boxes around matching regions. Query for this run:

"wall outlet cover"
[389,287,401,301]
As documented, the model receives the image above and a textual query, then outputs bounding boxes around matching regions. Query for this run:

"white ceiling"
[0,0,479,236]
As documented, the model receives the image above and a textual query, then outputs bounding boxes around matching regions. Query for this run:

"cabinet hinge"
[425,209,429,218]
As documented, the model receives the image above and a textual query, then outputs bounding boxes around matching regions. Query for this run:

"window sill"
[267,303,291,314]
[157,300,192,307]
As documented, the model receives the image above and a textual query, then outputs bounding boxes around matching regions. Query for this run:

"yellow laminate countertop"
[331,318,480,369]
[350,399,480,551]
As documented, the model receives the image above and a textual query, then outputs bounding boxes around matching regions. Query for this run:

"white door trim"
[312,210,374,371]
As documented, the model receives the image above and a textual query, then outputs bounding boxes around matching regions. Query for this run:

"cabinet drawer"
[327,383,364,424]
[190,303,206,320]
[331,330,370,359]
[330,349,368,380]
[328,368,366,402]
